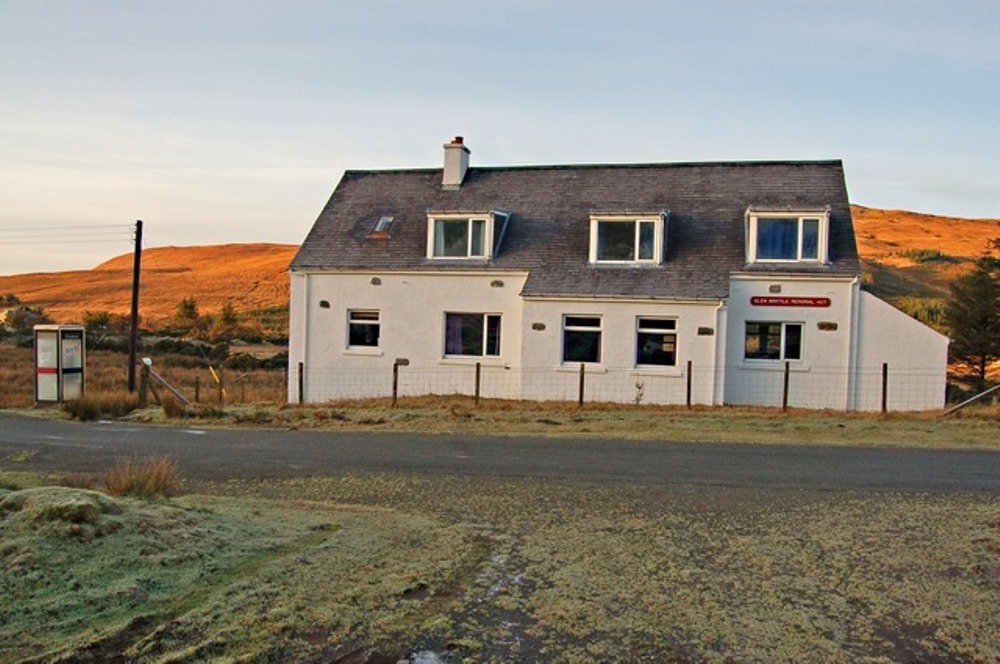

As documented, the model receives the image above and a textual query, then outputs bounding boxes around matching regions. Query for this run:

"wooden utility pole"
[127,220,143,392]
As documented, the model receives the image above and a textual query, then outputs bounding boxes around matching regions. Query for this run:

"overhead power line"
[0,224,129,233]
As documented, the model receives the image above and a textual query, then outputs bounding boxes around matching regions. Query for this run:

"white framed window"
[445,313,501,357]
[589,215,664,264]
[744,321,802,361]
[347,310,380,348]
[562,315,602,363]
[428,215,490,259]
[636,317,677,366]
[746,209,829,263]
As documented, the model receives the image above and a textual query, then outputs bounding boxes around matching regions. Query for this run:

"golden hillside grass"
[852,205,1000,266]
[0,243,297,325]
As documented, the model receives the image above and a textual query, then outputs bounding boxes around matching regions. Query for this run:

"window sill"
[590,261,661,268]
[748,259,825,265]
[343,348,384,357]
[558,363,607,374]
[633,366,683,377]
[439,358,506,366]
[738,361,808,372]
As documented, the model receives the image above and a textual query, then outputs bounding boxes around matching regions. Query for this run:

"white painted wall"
[518,297,722,405]
[853,291,949,411]
[289,270,527,402]
[290,270,948,411]
[724,275,857,409]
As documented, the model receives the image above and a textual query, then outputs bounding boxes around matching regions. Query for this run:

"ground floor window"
[563,315,602,363]
[445,313,501,356]
[636,317,677,366]
[347,310,380,347]
[744,321,802,360]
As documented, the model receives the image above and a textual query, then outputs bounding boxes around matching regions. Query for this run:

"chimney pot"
[442,136,470,189]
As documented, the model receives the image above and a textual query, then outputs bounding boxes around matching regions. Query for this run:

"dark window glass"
[745,321,803,360]
[756,218,798,260]
[563,316,602,363]
[445,313,500,356]
[638,221,655,260]
[348,311,380,347]
[485,314,501,356]
[801,219,820,259]
[784,323,802,360]
[597,222,635,261]
[435,220,467,257]
[470,219,486,257]
[636,318,676,366]
[745,322,782,360]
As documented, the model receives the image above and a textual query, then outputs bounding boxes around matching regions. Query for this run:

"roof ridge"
[344,159,843,176]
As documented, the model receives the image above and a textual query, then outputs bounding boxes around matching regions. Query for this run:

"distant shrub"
[897,248,956,263]
[895,297,947,332]
[58,473,100,490]
[261,352,289,370]
[224,353,262,371]
[63,398,101,422]
[234,408,274,425]
[187,404,225,419]
[160,396,187,419]
[63,393,139,421]
[104,456,180,498]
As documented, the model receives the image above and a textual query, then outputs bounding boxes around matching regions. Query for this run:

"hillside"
[0,244,297,326]
[1,207,998,327]
[852,206,1000,302]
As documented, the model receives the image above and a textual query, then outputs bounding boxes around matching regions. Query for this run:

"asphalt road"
[0,412,997,493]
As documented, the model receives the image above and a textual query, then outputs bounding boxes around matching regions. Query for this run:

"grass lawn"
[2,469,998,662]
[109,396,999,450]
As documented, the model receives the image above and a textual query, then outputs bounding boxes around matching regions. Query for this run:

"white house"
[288,137,948,411]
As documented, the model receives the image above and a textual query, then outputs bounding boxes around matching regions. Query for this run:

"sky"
[1,0,998,276]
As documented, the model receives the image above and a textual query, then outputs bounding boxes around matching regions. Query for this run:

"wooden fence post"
[782,361,790,412]
[474,362,481,406]
[881,362,888,414]
[392,362,400,407]
[578,363,586,407]
[194,375,200,403]
[297,362,304,405]
[139,364,150,408]
[686,360,693,409]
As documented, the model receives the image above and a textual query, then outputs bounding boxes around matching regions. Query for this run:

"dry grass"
[0,343,286,408]
[2,472,996,662]
[103,456,180,499]
[852,205,1000,266]
[3,343,997,449]
[0,243,296,324]
[62,392,139,421]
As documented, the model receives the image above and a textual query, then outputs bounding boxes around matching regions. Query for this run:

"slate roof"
[290,160,860,300]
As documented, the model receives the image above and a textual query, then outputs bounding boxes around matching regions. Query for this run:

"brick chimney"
[442,136,470,189]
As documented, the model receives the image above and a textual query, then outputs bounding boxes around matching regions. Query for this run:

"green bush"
[897,248,956,263]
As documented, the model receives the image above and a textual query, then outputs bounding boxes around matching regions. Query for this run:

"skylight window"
[374,216,394,233]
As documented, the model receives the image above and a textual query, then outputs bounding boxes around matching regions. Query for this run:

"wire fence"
[294,360,950,412]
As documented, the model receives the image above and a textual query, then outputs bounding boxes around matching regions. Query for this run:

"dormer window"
[589,214,666,264]
[746,208,830,264]
[427,211,508,260]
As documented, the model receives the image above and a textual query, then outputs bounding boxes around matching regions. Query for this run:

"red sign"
[750,296,831,307]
